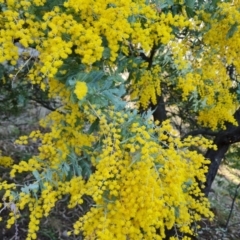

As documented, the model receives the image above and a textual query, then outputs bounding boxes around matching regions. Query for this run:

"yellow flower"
[74,81,88,100]
[0,156,13,167]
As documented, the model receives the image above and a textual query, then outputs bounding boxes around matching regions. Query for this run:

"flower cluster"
[74,81,88,100]
[1,0,238,239]
[68,110,214,239]
[0,152,13,167]
[130,65,161,109]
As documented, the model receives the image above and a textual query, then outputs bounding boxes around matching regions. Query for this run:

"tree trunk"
[151,95,167,123]
[204,109,240,195]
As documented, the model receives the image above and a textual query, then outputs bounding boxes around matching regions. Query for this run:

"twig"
[224,183,240,230]
[12,55,33,83]
[221,183,240,239]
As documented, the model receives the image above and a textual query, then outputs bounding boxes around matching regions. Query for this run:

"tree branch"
[30,97,58,111]
[182,129,218,140]
[147,43,156,70]
[204,108,240,196]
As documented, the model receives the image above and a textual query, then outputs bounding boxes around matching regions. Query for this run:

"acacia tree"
[0,0,240,239]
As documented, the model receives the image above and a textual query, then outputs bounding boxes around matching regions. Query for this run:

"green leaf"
[166,0,174,6]
[171,4,182,15]
[185,0,195,9]
[226,23,238,39]
[142,108,156,120]
[10,191,19,201]
[85,71,105,83]
[68,151,83,177]
[28,183,39,191]
[87,118,100,134]
[61,33,71,41]
[80,159,92,179]
[66,76,76,86]
[128,15,136,23]
[154,0,174,10]
[90,95,109,107]
[197,0,205,7]
[174,206,180,218]
[101,77,114,90]
[102,86,126,110]
[21,185,30,194]
[45,169,53,182]
[182,179,193,193]
[32,170,41,181]
[61,162,70,175]
[70,91,78,103]
[158,3,168,9]
[129,151,141,168]
[103,47,111,59]
[21,183,39,194]
[211,0,220,8]
[185,6,195,18]
[108,74,124,84]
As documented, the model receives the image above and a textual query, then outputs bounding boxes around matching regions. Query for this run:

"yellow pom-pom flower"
[0,156,13,167]
[74,81,88,100]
